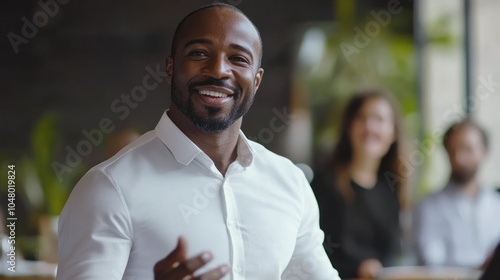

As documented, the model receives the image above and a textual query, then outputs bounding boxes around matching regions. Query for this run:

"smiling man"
[57,3,339,280]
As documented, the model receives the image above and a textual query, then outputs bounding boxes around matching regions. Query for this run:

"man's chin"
[189,112,233,134]
[450,170,477,185]
[193,119,231,134]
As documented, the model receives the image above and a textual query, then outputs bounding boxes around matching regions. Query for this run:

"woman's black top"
[312,171,401,279]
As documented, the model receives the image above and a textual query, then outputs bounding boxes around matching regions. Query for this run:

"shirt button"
[233,265,242,272]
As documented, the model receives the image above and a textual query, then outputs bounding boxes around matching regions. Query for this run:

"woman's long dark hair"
[330,89,407,208]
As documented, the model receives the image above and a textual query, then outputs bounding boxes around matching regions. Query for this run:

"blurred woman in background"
[313,89,408,279]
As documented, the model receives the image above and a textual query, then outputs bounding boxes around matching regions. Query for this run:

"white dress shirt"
[57,112,339,280]
[414,183,500,267]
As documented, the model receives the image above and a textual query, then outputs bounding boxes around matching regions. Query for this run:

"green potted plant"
[30,112,84,262]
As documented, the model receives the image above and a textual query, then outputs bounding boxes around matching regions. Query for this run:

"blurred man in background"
[414,119,500,268]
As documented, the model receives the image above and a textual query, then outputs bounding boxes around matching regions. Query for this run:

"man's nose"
[453,151,469,165]
[202,55,231,79]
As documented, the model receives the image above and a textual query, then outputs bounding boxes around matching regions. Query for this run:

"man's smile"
[190,84,237,107]
[199,90,229,98]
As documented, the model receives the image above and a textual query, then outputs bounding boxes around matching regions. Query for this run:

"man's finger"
[194,265,230,280]
[168,251,213,279]
[154,236,188,276]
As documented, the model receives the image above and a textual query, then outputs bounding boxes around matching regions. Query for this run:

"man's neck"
[167,108,241,176]
[451,177,481,198]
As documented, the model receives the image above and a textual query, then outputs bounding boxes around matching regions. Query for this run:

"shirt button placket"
[233,265,242,273]
[222,178,245,279]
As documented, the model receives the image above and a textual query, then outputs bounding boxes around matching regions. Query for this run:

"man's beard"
[450,166,479,185]
[170,77,254,134]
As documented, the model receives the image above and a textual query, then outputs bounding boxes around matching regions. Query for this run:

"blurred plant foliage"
[297,28,417,162]
[1,112,83,220]
[31,112,74,216]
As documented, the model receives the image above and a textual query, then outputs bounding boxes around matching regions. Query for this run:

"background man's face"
[446,126,487,184]
[167,8,263,133]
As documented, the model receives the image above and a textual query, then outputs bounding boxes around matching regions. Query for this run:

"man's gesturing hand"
[154,236,229,280]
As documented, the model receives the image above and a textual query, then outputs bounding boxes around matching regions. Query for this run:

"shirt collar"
[155,111,254,167]
[236,132,253,167]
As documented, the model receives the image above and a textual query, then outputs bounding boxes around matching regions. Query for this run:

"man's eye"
[231,56,249,64]
[188,51,207,57]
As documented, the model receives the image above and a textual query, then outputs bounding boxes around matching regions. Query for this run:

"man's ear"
[254,68,264,91]
[166,56,173,85]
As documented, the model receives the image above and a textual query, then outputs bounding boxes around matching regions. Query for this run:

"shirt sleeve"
[413,199,446,266]
[57,169,133,280]
[281,175,340,280]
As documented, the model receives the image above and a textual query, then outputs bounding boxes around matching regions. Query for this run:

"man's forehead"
[449,126,483,145]
[181,7,248,29]
[176,8,260,48]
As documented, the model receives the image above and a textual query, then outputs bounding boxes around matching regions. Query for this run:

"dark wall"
[1,0,335,163]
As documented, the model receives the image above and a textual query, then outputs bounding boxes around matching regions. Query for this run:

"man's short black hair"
[170,3,263,67]
[443,118,489,150]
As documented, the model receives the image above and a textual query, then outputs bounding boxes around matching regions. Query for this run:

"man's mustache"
[189,78,240,95]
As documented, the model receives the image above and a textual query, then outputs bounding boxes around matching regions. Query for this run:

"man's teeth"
[199,90,229,98]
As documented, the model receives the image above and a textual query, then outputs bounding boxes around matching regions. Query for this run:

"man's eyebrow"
[183,39,255,62]
[230,43,254,62]
[184,39,213,49]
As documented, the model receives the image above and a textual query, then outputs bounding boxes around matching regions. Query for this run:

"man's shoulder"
[417,188,449,210]
[246,138,296,169]
[92,130,161,174]
[244,138,312,187]
[481,186,500,204]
